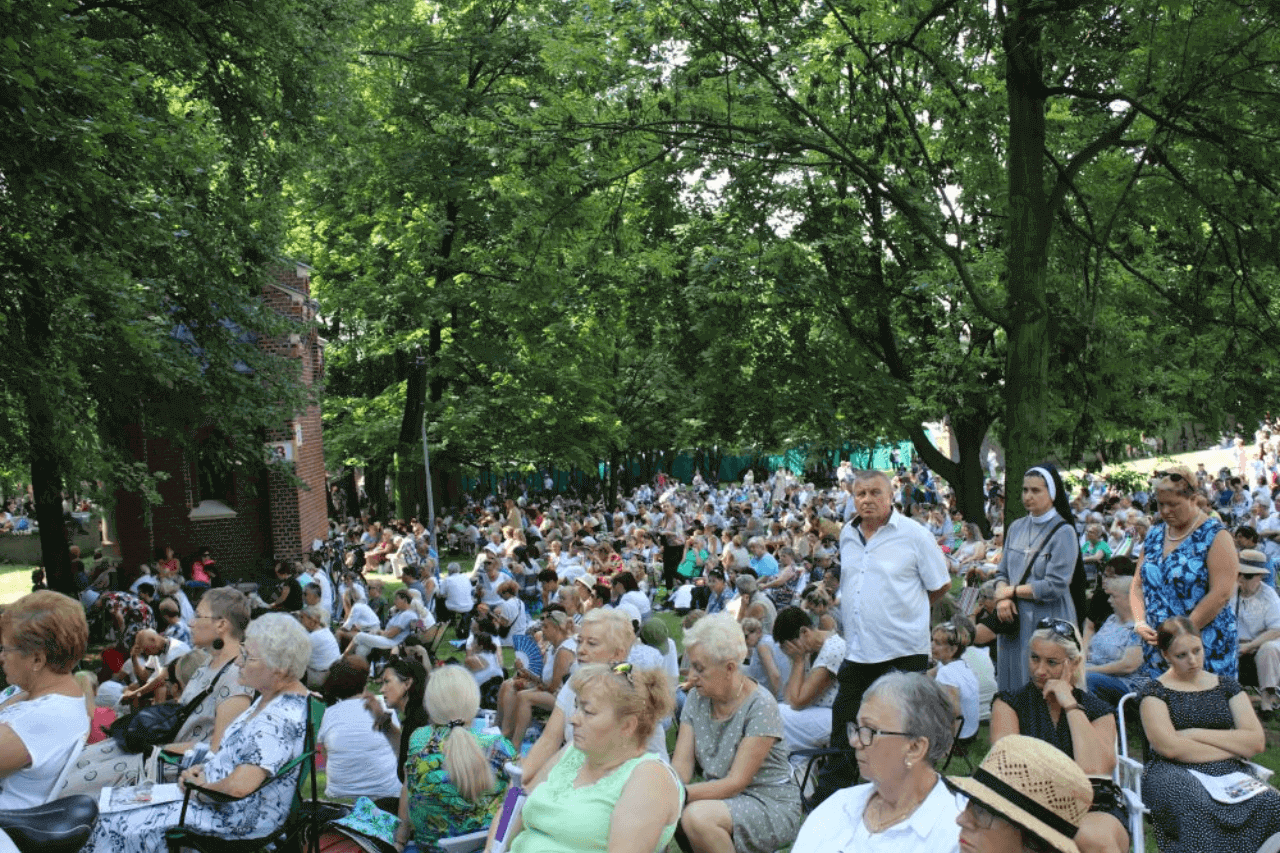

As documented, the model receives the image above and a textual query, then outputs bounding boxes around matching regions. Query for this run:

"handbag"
[106,658,235,754]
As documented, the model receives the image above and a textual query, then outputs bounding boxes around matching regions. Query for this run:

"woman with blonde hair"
[990,620,1127,853]
[519,608,664,782]
[504,663,681,853]
[394,665,515,852]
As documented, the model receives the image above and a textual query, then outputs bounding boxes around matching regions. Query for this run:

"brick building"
[108,263,328,582]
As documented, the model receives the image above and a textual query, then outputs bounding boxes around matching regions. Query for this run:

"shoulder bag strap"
[1014,520,1070,588]
[178,658,237,718]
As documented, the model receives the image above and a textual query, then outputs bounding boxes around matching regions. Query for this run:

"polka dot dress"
[685,683,802,853]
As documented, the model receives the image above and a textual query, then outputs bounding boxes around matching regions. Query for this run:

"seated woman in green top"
[499,662,683,853]
[393,665,516,853]
[677,535,710,580]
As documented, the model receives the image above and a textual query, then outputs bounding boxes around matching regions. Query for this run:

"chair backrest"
[293,695,325,807]
[50,731,88,799]
[1114,692,1147,853]
[437,829,487,853]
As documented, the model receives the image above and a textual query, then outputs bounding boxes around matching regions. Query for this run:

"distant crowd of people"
[1,447,1280,852]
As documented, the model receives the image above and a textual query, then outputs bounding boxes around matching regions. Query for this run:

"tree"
[0,0,346,591]
[616,0,1280,523]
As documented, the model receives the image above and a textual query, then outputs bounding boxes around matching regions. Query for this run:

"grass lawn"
[0,564,38,605]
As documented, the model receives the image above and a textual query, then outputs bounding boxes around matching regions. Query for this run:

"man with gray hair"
[811,468,950,805]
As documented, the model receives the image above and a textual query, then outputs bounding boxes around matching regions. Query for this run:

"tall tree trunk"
[906,414,992,536]
[1001,9,1052,525]
[29,398,71,594]
[341,465,360,522]
[21,290,72,593]
[394,349,426,522]
[366,459,389,522]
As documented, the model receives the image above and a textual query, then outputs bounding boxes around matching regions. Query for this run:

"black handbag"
[106,659,234,753]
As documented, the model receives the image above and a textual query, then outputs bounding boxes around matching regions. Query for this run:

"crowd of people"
[2,448,1280,853]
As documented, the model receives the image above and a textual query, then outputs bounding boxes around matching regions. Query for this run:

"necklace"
[864,772,937,833]
[1166,511,1204,542]
[713,677,752,719]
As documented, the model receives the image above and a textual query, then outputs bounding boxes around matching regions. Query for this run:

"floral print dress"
[81,693,309,853]
[404,725,515,853]
[1141,517,1238,679]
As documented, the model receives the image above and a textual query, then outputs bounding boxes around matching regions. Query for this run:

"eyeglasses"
[1153,470,1188,483]
[848,722,916,748]
[612,661,635,686]
[1036,617,1080,645]
[238,648,259,665]
[962,798,1004,830]
[0,646,21,656]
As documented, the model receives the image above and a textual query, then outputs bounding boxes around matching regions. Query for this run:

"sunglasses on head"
[1036,617,1079,645]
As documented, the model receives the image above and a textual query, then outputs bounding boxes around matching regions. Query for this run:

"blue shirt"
[751,553,779,578]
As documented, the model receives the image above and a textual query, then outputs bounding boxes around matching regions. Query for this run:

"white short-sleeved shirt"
[309,569,334,615]
[139,638,191,684]
[619,590,651,617]
[935,659,980,739]
[442,574,475,612]
[790,776,961,853]
[810,634,848,709]
[470,652,504,686]
[316,697,402,800]
[839,511,950,662]
[961,646,997,722]
[1236,584,1280,642]
[308,627,342,673]
[496,597,528,641]
[0,694,90,808]
[384,608,420,644]
[342,602,382,632]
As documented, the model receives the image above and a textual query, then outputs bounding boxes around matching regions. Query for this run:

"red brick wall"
[112,262,327,580]
[261,264,329,560]
[112,426,272,583]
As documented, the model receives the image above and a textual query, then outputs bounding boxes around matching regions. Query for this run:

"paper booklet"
[99,782,184,812]
[1188,769,1271,804]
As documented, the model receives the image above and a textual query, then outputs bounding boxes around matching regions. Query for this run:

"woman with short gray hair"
[81,612,312,853]
[673,613,801,853]
[298,605,341,688]
[790,672,961,853]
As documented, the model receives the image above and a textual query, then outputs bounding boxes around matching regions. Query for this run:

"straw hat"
[1239,549,1270,576]
[946,735,1093,853]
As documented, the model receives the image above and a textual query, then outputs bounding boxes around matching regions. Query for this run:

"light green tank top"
[510,747,681,853]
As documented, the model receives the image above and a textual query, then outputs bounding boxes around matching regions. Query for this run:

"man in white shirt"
[812,469,950,805]
[772,606,847,757]
[121,629,191,706]
[1236,552,1280,715]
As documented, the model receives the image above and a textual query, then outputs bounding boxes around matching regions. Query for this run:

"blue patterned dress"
[404,725,515,853]
[81,693,309,853]
[1141,518,1237,679]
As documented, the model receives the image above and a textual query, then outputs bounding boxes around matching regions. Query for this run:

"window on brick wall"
[196,438,236,507]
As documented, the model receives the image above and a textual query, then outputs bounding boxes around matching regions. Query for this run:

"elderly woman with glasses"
[990,619,1128,853]
[673,613,802,853]
[0,592,90,808]
[791,672,960,853]
[1129,464,1239,681]
[81,613,312,853]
